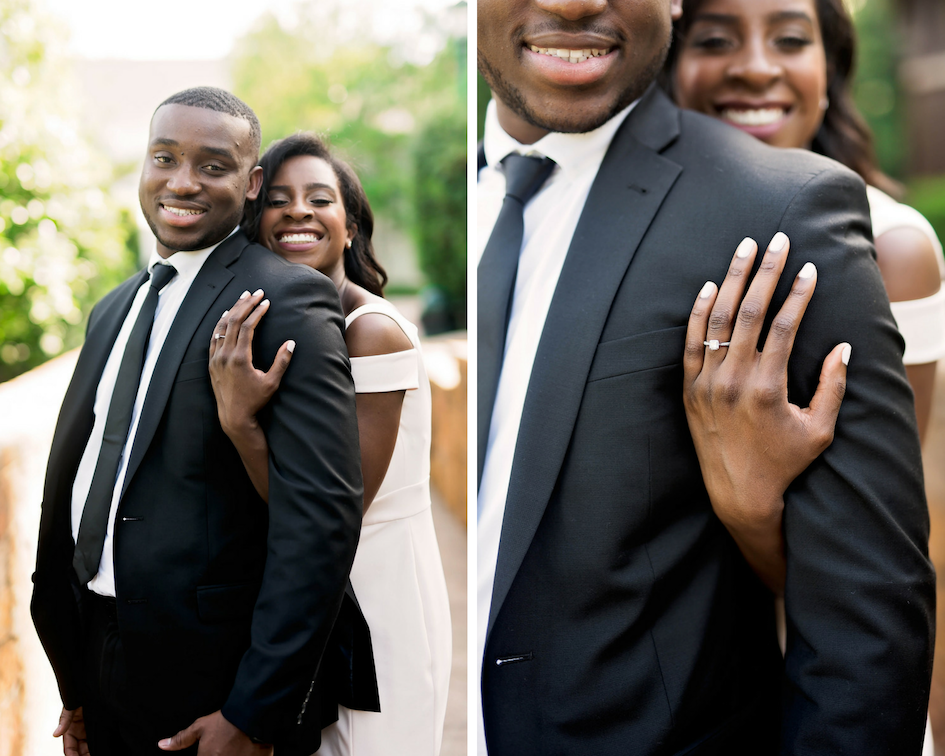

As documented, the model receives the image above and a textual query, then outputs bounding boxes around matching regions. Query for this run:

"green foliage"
[851,0,905,179]
[0,0,138,383]
[414,108,466,329]
[230,8,467,328]
[906,176,945,262]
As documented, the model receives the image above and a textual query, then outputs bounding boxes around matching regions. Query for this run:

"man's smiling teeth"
[528,45,611,64]
[721,108,786,126]
[279,233,320,243]
[162,205,204,216]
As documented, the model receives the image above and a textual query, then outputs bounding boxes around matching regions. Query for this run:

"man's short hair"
[157,86,261,159]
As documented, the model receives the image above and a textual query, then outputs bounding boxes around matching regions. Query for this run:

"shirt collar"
[482,98,638,181]
[147,226,239,281]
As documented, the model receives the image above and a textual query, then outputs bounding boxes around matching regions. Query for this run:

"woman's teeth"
[721,108,786,126]
[528,45,610,64]
[280,233,319,243]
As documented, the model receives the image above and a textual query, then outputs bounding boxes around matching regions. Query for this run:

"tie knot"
[501,153,556,206]
[150,263,178,293]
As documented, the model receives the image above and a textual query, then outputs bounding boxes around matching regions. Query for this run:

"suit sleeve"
[777,167,934,753]
[30,294,118,712]
[220,269,363,743]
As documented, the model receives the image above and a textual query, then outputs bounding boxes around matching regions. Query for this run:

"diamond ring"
[704,339,731,351]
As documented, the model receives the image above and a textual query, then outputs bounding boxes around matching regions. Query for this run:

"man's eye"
[155,155,172,164]
[205,164,226,173]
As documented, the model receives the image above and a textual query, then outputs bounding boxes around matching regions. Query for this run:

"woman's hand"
[209,289,294,501]
[209,289,294,436]
[683,233,850,594]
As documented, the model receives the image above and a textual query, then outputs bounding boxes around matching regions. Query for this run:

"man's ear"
[671,0,683,21]
[245,165,263,201]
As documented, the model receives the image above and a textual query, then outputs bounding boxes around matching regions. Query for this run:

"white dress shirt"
[71,229,236,597]
[477,100,637,754]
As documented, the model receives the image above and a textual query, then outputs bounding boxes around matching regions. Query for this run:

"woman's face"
[673,0,828,149]
[259,155,353,283]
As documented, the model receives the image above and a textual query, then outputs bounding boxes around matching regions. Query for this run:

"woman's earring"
[820,96,830,111]
[346,239,353,249]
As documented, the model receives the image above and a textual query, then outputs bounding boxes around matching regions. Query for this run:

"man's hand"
[158,710,272,755]
[54,706,89,756]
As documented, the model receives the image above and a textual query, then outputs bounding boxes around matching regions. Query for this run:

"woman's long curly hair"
[243,132,388,296]
[661,0,901,197]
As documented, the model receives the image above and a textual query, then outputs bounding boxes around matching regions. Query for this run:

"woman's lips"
[718,106,790,140]
[275,231,322,251]
[522,44,618,87]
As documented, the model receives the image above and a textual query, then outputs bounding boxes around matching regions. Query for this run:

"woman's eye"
[776,35,811,50]
[267,199,288,207]
[311,198,333,207]
[691,35,734,52]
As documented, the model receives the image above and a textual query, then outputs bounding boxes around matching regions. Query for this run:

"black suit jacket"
[32,231,372,754]
[480,85,934,755]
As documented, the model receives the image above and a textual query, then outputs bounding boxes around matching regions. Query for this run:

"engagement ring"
[703,340,731,351]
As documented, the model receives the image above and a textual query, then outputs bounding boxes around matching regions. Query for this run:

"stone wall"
[425,335,468,527]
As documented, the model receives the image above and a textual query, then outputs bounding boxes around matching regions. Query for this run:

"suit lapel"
[120,234,244,496]
[488,88,683,636]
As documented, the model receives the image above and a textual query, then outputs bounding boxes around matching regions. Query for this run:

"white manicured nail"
[841,343,852,365]
[253,289,263,297]
[769,232,788,253]
[735,237,754,258]
[260,299,270,308]
[798,262,816,279]
[287,340,296,354]
[239,290,250,299]
[222,310,229,317]
[699,281,716,299]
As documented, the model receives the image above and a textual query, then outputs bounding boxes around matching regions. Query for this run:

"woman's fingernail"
[253,289,264,297]
[735,237,754,258]
[287,340,296,354]
[699,281,716,299]
[261,299,270,308]
[222,310,229,318]
[769,231,788,253]
[798,262,816,279]
[239,290,250,300]
[841,343,852,365]
[159,740,171,748]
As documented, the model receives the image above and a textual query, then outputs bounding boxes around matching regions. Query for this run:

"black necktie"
[73,262,178,585]
[477,153,556,484]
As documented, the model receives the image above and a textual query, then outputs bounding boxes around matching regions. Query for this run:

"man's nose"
[727,39,783,89]
[534,0,606,21]
[166,165,201,195]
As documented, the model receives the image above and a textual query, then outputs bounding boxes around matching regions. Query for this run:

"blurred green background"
[0,0,467,383]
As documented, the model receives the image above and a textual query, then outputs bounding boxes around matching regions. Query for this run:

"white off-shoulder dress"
[867,186,945,365]
[318,299,452,756]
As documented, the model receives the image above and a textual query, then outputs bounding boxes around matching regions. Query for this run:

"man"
[32,87,364,755]
[477,1,934,754]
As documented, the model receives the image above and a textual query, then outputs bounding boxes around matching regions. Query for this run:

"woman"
[208,133,451,755]
[666,0,945,595]
[667,1,942,748]
[666,0,945,441]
